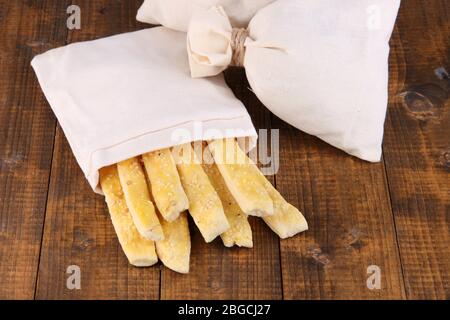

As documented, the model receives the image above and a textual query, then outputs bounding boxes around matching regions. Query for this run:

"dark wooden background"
[0,0,448,300]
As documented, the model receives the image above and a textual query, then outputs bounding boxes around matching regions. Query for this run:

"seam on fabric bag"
[87,115,258,194]
[86,114,256,176]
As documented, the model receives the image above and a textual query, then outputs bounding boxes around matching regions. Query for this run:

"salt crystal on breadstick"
[142,149,189,222]
[100,165,158,267]
[175,143,230,243]
[207,139,274,217]
[117,157,164,241]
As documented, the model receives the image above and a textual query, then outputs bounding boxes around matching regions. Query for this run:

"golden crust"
[100,165,158,267]
[117,157,164,241]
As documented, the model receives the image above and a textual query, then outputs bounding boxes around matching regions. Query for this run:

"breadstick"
[155,212,191,274]
[142,148,189,222]
[99,165,158,267]
[208,139,274,217]
[201,146,252,248]
[245,167,308,238]
[117,157,164,241]
[220,139,308,238]
[175,143,230,243]
[262,199,308,239]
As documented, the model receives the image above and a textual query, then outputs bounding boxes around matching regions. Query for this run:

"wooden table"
[0,0,448,300]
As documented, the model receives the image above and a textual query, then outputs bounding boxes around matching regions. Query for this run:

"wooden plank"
[35,0,160,299]
[0,0,69,299]
[383,0,449,299]
[271,3,437,299]
[160,69,283,299]
[274,117,406,299]
[272,7,423,297]
[5,0,444,300]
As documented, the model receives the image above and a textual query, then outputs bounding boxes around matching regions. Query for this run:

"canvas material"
[136,0,275,31]
[31,27,257,193]
[187,0,402,162]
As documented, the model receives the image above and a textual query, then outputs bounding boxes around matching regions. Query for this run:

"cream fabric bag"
[31,27,257,193]
[136,0,275,31]
[186,0,401,162]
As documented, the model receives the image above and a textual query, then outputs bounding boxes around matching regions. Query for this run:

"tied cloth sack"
[184,0,401,162]
[31,27,257,193]
[136,0,276,32]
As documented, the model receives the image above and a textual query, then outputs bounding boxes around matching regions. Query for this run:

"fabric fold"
[31,27,257,193]
[137,0,275,32]
[184,0,402,162]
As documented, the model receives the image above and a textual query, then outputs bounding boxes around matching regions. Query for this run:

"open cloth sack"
[141,0,401,162]
[137,0,275,32]
[31,27,257,193]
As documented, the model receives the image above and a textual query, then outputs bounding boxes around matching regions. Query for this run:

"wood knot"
[20,40,53,55]
[73,228,95,252]
[25,40,49,48]
[0,153,26,171]
[0,231,8,241]
[343,228,365,250]
[400,82,448,121]
[99,7,107,15]
[437,150,450,171]
[307,245,331,267]
[98,1,117,15]
[435,67,449,81]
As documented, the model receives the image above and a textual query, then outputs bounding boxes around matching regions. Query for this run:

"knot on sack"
[230,28,249,67]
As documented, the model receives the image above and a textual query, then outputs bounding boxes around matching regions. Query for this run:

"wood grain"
[0,0,447,300]
[274,117,406,299]
[160,69,283,300]
[35,0,160,299]
[383,0,449,299]
[0,0,69,299]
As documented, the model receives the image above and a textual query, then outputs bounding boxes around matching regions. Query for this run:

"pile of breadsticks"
[99,138,308,273]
